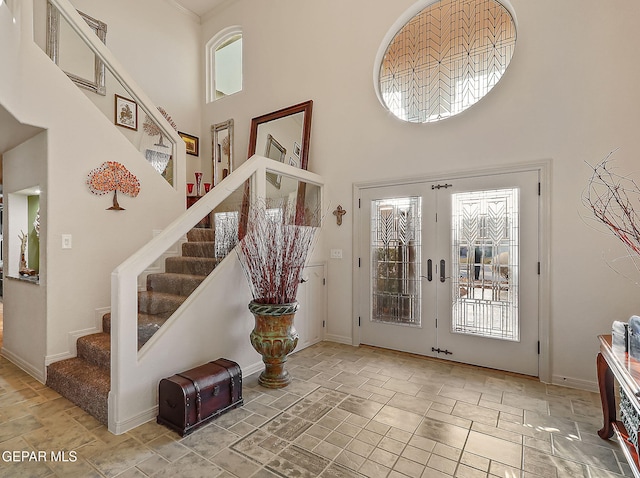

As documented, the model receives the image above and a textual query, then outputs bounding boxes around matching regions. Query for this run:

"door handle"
[300,277,308,284]
[427,259,432,281]
[440,259,446,282]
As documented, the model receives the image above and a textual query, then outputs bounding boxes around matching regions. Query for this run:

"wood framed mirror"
[240,100,314,237]
[247,100,312,170]
[46,1,107,96]
[212,119,234,186]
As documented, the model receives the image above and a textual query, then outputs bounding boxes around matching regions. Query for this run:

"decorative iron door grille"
[451,188,519,340]
[370,197,422,326]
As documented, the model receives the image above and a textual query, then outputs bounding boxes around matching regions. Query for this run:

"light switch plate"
[330,249,343,259]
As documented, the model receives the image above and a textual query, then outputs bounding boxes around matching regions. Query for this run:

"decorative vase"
[186,183,194,195]
[194,172,203,196]
[248,300,299,388]
[204,182,212,193]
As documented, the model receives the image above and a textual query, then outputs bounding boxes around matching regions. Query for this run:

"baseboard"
[551,374,598,393]
[324,334,353,345]
[242,360,264,378]
[95,307,110,330]
[45,351,75,366]
[110,405,158,435]
[1,346,45,383]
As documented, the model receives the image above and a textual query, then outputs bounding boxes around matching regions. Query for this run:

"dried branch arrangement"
[236,198,320,304]
[584,152,640,260]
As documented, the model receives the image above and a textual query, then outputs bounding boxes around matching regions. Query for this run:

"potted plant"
[236,198,320,388]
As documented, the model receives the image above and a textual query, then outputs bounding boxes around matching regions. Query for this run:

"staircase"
[46,226,218,425]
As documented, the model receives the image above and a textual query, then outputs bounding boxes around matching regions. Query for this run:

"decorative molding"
[162,0,200,22]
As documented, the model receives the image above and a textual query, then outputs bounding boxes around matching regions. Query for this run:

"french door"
[358,170,539,376]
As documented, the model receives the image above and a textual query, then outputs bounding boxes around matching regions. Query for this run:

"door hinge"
[537,341,541,354]
[538,182,541,196]
[432,347,453,355]
[358,317,361,327]
[323,278,326,285]
[435,318,438,328]
[358,258,361,267]
[359,198,361,208]
[322,320,325,328]
[537,262,541,275]
[431,183,452,190]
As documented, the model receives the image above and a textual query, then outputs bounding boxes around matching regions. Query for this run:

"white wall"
[202,0,640,389]
[33,0,203,181]
[2,132,48,381]
[0,1,191,378]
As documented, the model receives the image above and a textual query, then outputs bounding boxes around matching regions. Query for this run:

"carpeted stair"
[46,227,218,425]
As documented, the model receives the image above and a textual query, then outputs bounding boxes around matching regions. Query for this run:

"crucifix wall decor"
[333,205,347,226]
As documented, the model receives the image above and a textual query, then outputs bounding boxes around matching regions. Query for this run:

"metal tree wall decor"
[87,161,140,210]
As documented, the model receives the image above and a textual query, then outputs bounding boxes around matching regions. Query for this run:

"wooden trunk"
[157,358,243,436]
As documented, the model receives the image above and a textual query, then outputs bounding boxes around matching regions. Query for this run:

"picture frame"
[212,119,234,186]
[114,94,138,131]
[293,141,301,158]
[179,132,199,156]
[288,156,298,168]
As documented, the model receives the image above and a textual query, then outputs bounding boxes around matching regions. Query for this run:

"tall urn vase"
[248,301,299,388]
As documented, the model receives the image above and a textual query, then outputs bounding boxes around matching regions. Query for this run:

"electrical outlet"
[62,234,72,249]
[330,249,343,259]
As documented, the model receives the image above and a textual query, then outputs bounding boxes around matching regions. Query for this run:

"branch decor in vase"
[236,197,321,388]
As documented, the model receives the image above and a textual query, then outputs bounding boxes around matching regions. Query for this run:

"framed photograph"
[293,141,301,158]
[288,156,298,168]
[179,132,199,156]
[114,94,137,130]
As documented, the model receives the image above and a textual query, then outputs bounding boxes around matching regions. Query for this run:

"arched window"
[206,27,243,103]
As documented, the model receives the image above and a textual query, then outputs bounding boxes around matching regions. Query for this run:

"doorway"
[357,168,541,376]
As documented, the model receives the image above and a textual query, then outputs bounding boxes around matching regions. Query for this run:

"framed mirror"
[247,100,313,170]
[46,1,107,96]
[264,134,286,189]
[212,119,234,186]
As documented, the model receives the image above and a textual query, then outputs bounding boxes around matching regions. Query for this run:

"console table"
[597,334,640,477]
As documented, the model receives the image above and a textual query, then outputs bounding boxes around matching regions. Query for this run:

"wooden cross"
[333,205,347,226]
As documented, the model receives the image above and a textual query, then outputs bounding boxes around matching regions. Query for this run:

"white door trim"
[352,159,551,383]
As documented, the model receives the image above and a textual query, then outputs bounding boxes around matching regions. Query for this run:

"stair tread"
[77,333,110,370]
[166,256,219,263]
[138,290,188,301]
[47,358,109,425]
[78,332,110,350]
[47,358,110,393]
[146,272,207,280]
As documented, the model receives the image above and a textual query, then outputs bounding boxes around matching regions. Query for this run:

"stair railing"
[44,0,185,188]
[109,155,323,433]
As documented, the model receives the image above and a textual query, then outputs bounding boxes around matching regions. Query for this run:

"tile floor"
[0,341,629,477]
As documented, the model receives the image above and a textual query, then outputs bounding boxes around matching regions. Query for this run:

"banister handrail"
[47,0,184,186]
[109,155,324,431]
[112,155,324,279]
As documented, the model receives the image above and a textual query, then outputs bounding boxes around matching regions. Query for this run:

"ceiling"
[173,0,230,18]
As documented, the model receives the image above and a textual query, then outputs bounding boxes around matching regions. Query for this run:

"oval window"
[377,0,516,123]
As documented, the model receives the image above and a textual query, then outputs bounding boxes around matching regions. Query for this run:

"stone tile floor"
[0,341,630,477]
